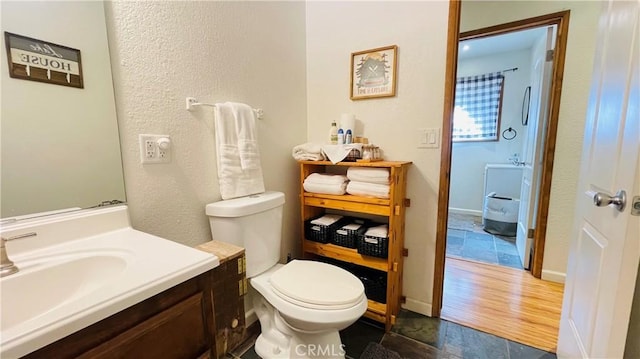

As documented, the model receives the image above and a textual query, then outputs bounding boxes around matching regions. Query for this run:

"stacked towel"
[310,214,343,226]
[293,143,326,161]
[346,181,390,199]
[364,224,389,239]
[347,167,390,184]
[303,173,348,195]
[345,167,390,198]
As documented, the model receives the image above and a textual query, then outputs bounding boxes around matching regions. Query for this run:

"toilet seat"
[251,263,368,329]
[269,260,364,310]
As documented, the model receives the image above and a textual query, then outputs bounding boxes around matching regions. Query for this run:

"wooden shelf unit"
[298,160,411,331]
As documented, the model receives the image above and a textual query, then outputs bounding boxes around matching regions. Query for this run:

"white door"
[557,1,640,358]
[516,26,554,269]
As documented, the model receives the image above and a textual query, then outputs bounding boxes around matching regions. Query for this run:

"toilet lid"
[270,260,364,308]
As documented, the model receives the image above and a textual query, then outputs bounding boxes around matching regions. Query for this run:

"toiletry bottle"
[345,129,352,144]
[337,128,344,145]
[329,121,338,144]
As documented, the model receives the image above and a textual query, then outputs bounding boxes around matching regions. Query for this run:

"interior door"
[516,26,554,270]
[557,1,639,358]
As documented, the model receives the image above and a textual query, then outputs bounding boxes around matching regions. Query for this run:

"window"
[453,72,505,142]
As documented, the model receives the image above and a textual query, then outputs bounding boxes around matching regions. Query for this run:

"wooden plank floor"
[441,257,564,352]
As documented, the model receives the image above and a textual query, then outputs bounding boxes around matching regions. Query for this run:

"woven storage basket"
[305,216,345,244]
[358,272,387,304]
[357,224,389,258]
[332,218,368,249]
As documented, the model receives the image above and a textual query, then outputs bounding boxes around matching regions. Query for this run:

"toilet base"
[253,296,347,359]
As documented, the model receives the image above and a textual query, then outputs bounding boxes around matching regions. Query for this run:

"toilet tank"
[206,191,285,278]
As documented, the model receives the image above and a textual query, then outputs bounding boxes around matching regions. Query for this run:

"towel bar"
[186,97,264,120]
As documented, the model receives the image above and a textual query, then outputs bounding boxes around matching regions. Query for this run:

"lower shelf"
[302,239,388,272]
[364,300,387,323]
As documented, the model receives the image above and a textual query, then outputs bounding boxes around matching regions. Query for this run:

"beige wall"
[1,1,125,218]
[306,1,450,315]
[461,1,601,281]
[105,1,307,258]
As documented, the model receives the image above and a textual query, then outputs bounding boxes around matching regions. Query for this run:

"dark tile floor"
[228,309,556,359]
[446,229,523,270]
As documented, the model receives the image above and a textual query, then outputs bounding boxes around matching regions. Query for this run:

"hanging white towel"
[231,102,261,170]
[214,102,265,200]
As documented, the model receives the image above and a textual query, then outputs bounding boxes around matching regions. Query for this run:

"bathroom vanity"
[298,160,411,331]
[24,270,217,359]
[0,206,220,358]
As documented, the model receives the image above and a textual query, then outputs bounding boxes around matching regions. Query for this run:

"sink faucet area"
[0,205,219,358]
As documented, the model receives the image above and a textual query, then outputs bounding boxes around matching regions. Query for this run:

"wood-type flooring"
[441,257,564,352]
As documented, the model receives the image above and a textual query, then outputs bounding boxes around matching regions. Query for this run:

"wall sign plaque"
[4,32,83,88]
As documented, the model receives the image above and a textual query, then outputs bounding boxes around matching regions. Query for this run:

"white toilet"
[206,191,367,359]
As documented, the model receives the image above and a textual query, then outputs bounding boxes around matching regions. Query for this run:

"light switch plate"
[417,128,440,149]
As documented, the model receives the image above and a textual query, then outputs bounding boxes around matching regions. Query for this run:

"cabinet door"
[78,293,210,359]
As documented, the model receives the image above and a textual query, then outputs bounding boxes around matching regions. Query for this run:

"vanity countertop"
[0,205,219,358]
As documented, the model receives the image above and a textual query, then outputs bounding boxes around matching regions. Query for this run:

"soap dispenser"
[329,121,338,144]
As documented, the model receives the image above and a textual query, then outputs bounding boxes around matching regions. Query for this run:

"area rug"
[359,342,402,359]
[447,212,482,232]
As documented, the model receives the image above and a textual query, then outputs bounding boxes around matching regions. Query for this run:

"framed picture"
[350,45,397,100]
[4,32,83,88]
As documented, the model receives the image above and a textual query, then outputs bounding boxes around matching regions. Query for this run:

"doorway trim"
[432,6,571,317]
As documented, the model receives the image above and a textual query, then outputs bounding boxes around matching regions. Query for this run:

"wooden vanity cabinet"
[298,160,411,331]
[196,240,247,358]
[24,271,218,359]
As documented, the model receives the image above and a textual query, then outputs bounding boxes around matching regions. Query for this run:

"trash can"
[483,192,520,237]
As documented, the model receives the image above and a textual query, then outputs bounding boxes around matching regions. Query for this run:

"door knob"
[593,190,626,212]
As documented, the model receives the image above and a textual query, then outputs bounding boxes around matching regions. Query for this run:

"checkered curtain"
[453,72,504,141]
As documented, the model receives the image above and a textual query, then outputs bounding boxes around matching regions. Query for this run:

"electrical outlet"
[139,134,171,164]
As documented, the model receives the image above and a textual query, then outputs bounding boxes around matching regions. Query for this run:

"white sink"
[0,205,219,358]
[1,253,129,331]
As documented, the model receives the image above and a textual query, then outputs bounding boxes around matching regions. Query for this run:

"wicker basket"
[357,224,389,258]
[358,272,387,304]
[332,218,368,249]
[343,148,361,162]
[305,216,345,244]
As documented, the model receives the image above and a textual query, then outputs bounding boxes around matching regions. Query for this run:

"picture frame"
[4,32,83,88]
[350,45,397,100]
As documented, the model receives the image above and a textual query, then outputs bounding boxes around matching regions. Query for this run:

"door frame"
[432,3,571,317]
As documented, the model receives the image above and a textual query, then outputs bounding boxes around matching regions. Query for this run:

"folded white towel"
[214,102,265,200]
[341,223,363,231]
[304,173,348,185]
[293,143,326,161]
[346,181,390,199]
[310,214,343,226]
[347,167,390,184]
[321,144,363,164]
[365,224,388,238]
[303,181,347,195]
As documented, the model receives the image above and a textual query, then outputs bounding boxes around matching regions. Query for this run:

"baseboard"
[448,207,483,217]
[541,269,566,283]
[245,308,258,326]
[401,297,433,317]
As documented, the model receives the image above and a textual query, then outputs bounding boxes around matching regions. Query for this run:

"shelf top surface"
[298,160,412,168]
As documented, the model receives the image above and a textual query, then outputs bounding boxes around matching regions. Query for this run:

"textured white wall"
[1,1,125,217]
[461,1,601,279]
[104,1,307,258]
[306,1,449,315]
[450,49,531,213]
